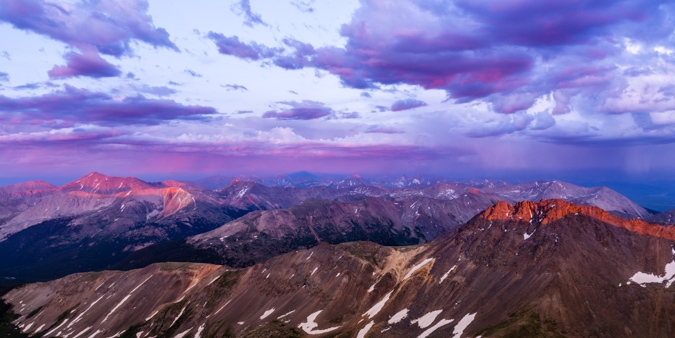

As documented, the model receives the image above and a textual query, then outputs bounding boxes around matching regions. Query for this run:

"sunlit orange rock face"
[478,199,675,241]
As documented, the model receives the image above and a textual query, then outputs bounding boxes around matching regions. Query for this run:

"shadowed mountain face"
[647,208,675,225]
[0,173,251,284]
[4,199,675,338]
[175,193,504,268]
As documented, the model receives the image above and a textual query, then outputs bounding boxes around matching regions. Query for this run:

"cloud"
[207,32,279,61]
[133,85,177,97]
[13,83,42,90]
[223,84,248,91]
[0,127,125,145]
[391,99,428,111]
[232,0,266,27]
[0,0,177,78]
[209,0,675,115]
[262,100,333,120]
[0,72,9,82]
[0,85,217,126]
[365,126,404,134]
[531,112,556,130]
[185,69,203,77]
[291,0,316,13]
[48,47,121,78]
[341,112,360,119]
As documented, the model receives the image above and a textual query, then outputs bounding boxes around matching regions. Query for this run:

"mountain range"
[5,199,675,337]
[0,172,669,286]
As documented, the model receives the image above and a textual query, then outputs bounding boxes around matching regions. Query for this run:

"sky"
[1,0,675,185]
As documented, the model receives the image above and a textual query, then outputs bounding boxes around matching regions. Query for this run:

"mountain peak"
[0,180,58,197]
[477,199,675,241]
[62,172,153,193]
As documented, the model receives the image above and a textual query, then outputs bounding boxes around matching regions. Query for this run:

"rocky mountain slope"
[647,208,675,224]
[5,199,675,337]
[0,173,250,284]
[217,178,650,220]
[117,192,503,269]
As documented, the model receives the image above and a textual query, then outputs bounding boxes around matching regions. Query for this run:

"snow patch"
[174,328,193,338]
[298,310,340,335]
[71,327,91,338]
[195,324,205,338]
[404,258,434,280]
[260,308,275,320]
[86,329,103,338]
[523,230,535,240]
[208,276,220,285]
[145,310,159,321]
[102,275,152,323]
[367,280,378,293]
[44,319,68,336]
[411,310,442,329]
[419,319,454,338]
[69,295,105,328]
[364,291,393,319]
[195,323,206,338]
[388,308,409,324]
[629,258,675,287]
[277,310,296,319]
[356,321,374,338]
[170,305,187,328]
[306,252,313,260]
[213,300,231,317]
[439,265,457,284]
[34,324,45,333]
[453,313,477,338]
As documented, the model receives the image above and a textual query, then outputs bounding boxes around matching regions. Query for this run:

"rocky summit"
[4,199,675,338]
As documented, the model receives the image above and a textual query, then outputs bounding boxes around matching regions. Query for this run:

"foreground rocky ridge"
[5,199,675,337]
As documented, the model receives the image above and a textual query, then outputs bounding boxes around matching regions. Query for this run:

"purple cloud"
[365,126,404,134]
[48,47,121,78]
[207,33,279,61]
[341,112,360,119]
[232,0,266,27]
[13,83,42,90]
[133,85,177,97]
[0,72,8,82]
[0,0,177,78]
[391,99,428,111]
[0,85,217,126]
[262,100,333,120]
[209,0,673,115]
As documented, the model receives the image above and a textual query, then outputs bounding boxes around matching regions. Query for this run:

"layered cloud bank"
[1,0,675,179]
